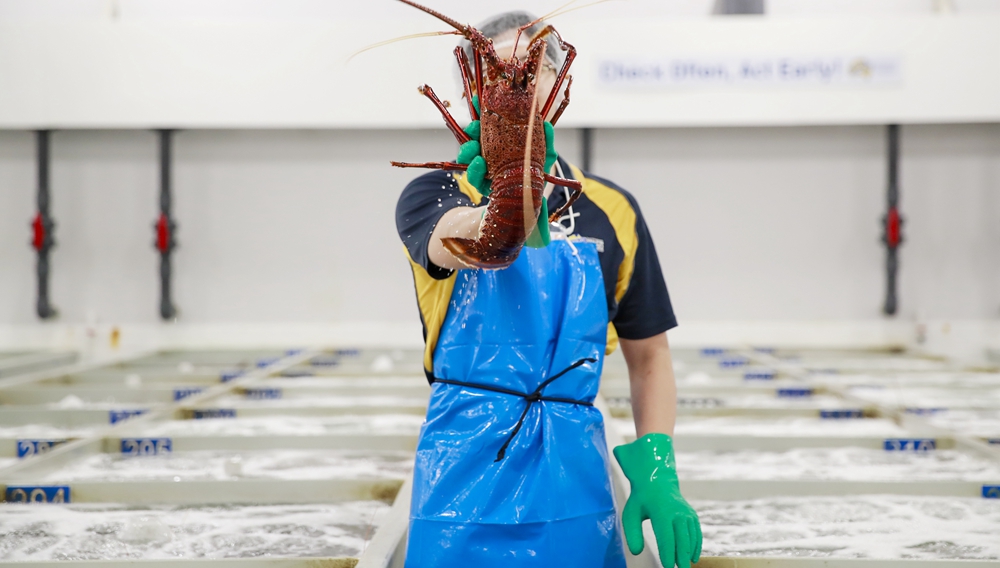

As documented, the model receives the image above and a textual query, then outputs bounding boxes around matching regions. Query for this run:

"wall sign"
[598,55,902,89]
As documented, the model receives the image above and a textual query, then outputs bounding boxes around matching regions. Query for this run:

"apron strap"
[433,357,598,462]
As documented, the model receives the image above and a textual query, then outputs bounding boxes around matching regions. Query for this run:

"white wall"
[1,124,997,329]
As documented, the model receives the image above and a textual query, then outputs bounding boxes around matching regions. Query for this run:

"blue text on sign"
[5,485,70,503]
[17,439,68,458]
[120,438,172,456]
[884,438,936,452]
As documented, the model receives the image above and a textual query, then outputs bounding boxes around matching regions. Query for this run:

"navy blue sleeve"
[396,170,473,280]
[611,193,678,340]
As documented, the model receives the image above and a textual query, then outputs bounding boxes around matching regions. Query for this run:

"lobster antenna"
[521,50,544,240]
[347,30,460,63]
[512,0,620,58]
[396,0,467,33]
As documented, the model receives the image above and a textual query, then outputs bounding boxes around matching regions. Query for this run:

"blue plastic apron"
[405,239,627,567]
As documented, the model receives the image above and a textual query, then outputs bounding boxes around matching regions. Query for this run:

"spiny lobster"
[390,0,583,269]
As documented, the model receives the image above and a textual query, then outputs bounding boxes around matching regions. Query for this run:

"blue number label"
[173,387,203,401]
[244,388,282,400]
[777,388,813,398]
[109,409,147,424]
[16,439,68,458]
[700,348,725,357]
[884,438,936,452]
[719,356,749,368]
[310,356,339,367]
[988,439,1000,446]
[984,485,1000,499]
[220,370,245,383]
[744,370,775,380]
[120,438,172,456]
[905,408,946,415]
[678,397,724,408]
[820,409,863,419]
[256,357,280,368]
[192,409,236,419]
[5,485,70,503]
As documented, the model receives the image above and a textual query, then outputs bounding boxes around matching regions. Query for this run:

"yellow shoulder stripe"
[568,164,637,356]
[454,173,483,206]
[403,246,457,375]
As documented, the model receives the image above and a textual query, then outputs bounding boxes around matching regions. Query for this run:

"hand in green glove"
[456,96,558,248]
[613,433,703,568]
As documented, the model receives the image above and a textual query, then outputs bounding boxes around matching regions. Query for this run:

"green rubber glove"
[457,96,554,248]
[613,433,703,568]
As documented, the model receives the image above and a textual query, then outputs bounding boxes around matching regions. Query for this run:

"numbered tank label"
[109,409,147,424]
[777,388,814,398]
[905,408,947,415]
[173,387,203,401]
[310,356,340,367]
[335,348,360,357]
[285,349,303,356]
[220,370,245,383]
[17,439,68,458]
[280,369,314,377]
[5,485,70,503]
[752,347,776,354]
[820,409,863,419]
[988,439,1000,445]
[700,348,725,357]
[678,397,724,408]
[744,370,775,380]
[192,409,236,419]
[256,357,280,368]
[719,356,749,368]
[244,388,282,400]
[884,438,936,452]
[120,438,172,456]
[983,485,1000,499]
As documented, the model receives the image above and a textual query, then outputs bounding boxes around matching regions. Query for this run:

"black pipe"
[31,130,57,319]
[882,124,903,316]
[580,127,593,172]
[155,129,178,320]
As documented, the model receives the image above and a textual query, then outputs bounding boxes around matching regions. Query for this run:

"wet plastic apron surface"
[405,239,626,567]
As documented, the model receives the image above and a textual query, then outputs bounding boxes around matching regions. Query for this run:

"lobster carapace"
[390,0,584,269]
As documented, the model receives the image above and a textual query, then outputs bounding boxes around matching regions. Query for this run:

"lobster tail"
[441,237,519,269]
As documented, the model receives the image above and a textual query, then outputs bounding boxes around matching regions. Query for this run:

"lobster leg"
[391,160,468,172]
[544,172,584,222]
[530,26,577,121]
[418,85,472,145]
[549,75,573,126]
[454,47,479,121]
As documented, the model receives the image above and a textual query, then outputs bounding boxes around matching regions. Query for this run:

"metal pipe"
[155,129,178,320]
[32,130,57,319]
[882,124,903,316]
[580,127,593,172]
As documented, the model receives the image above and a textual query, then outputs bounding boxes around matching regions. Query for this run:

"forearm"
[620,332,677,437]
[427,205,487,270]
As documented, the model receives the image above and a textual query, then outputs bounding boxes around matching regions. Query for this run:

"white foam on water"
[210,395,426,408]
[695,495,1000,559]
[38,450,414,483]
[0,425,96,438]
[800,357,949,373]
[927,409,1000,438]
[678,447,1000,481]
[258,377,424,388]
[0,501,388,560]
[812,372,1000,389]
[849,386,1000,409]
[614,417,908,438]
[134,414,425,437]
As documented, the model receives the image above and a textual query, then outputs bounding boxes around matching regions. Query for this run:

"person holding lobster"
[393,4,701,567]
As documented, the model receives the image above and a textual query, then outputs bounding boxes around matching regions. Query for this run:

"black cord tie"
[433,357,598,462]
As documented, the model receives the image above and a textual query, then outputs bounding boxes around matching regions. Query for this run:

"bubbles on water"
[223,456,244,478]
[118,516,172,545]
[53,395,85,409]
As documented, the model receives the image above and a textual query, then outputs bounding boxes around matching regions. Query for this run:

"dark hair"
[460,11,563,68]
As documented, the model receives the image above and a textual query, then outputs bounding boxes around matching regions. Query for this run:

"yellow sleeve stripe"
[568,164,637,357]
[568,164,638,304]
[454,173,483,206]
[403,246,457,375]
